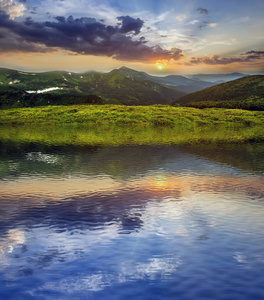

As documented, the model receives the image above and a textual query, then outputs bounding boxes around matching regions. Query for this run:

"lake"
[0,142,264,299]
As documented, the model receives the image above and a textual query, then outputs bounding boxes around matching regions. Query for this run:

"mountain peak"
[117,66,142,73]
[119,66,132,70]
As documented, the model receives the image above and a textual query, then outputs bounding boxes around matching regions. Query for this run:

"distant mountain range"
[109,66,215,93]
[0,66,262,108]
[188,73,247,83]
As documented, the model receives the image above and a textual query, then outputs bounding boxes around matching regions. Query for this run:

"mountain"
[109,66,215,93]
[188,73,246,83]
[171,75,264,110]
[0,85,104,108]
[1,67,263,109]
[75,72,185,105]
[0,68,185,107]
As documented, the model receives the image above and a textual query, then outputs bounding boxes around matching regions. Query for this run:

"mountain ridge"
[171,75,264,110]
[1,66,263,109]
[109,66,215,93]
[0,67,185,107]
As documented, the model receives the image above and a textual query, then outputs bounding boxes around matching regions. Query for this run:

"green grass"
[0,104,264,146]
[185,99,264,110]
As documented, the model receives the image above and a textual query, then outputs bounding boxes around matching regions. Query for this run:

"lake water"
[0,142,264,300]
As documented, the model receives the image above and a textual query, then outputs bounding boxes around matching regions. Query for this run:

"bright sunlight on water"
[0,142,264,300]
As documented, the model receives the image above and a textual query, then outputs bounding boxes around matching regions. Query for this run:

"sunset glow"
[0,0,263,74]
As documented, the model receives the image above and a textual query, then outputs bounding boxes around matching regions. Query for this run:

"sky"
[0,0,263,74]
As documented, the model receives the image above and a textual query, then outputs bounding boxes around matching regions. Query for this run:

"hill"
[0,68,185,107]
[171,75,264,110]
[109,66,214,93]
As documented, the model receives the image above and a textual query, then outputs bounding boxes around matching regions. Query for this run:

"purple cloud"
[117,15,144,35]
[189,51,264,65]
[197,7,209,15]
[0,12,184,63]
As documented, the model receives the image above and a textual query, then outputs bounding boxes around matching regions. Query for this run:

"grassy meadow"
[0,104,264,146]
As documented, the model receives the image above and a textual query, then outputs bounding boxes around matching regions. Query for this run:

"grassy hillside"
[0,105,263,146]
[171,75,264,110]
[0,68,185,107]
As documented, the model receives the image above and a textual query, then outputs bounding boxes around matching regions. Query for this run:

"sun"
[158,65,163,70]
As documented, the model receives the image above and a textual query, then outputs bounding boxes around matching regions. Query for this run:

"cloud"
[177,14,186,22]
[117,15,144,35]
[190,55,241,65]
[199,21,217,29]
[0,12,184,63]
[194,8,217,31]
[186,19,199,26]
[197,7,209,15]
[207,23,217,28]
[40,0,120,26]
[114,45,184,63]
[242,50,264,60]
[0,0,25,19]
[189,51,264,65]
[236,16,250,23]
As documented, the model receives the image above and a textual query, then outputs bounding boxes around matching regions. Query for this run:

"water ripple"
[0,143,264,299]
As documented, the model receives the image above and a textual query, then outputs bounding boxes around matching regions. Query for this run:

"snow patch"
[18,71,36,75]
[68,72,72,75]
[26,87,64,94]
[9,80,20,84]
[63,76,68,82]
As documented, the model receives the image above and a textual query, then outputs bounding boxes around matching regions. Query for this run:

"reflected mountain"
[182,143,264,175]
[0,142,263,181]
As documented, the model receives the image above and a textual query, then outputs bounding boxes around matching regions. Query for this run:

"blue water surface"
[0,143,264,300]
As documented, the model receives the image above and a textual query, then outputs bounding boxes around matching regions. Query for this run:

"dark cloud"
[190,55,241,65]
[242,50,264,60]
[197,7,209,15]
[199,21,208,29]
[0,12,184,63]
[195,8,215,30]
[117,15,144,35]
[189,51,264,65]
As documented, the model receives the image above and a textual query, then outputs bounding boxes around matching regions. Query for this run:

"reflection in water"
[0,143,264,299]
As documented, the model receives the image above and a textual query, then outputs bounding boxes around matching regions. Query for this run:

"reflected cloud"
[120,257,181,280]
[0,144,264,298]
[0,229,25,268]
[234,252,247,264]
[26,152,62,164]
[36,257,181,295]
